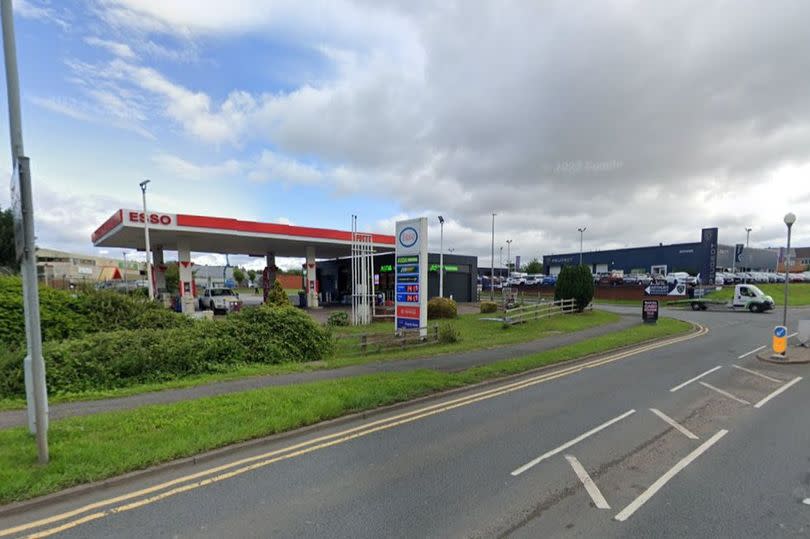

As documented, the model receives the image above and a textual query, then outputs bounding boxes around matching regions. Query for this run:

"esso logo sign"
[398,227,418,248]
[129,211,172,226]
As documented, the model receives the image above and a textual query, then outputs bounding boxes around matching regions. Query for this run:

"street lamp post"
[139,180,154,300]
[577,227,587,266]
[745,227,752,247]
[122,251,128,289]
[491,213,496,302]
[506,239,512,272]
[782,213,796,329]
[438,216,445,298]
[499,246,503,269]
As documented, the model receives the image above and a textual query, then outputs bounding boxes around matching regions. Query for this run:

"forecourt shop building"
[92,209,477,313]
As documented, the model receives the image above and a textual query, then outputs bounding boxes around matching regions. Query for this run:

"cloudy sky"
[1,0,808,269]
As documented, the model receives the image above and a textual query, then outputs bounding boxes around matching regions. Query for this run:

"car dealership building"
[543,228,781,278]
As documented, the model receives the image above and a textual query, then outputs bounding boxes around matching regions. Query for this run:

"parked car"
[542,275,557,286]
[524,275,540,286]
[199,287,242,314]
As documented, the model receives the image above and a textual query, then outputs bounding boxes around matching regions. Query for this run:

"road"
[3,306,810,538]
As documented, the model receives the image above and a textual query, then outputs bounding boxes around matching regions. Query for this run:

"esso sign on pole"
[395,217,428,337]
[127,210,173,226]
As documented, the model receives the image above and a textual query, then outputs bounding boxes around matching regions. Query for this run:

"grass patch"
[705,283,810,306]
[0,311,620,411]
[0,317,690,504]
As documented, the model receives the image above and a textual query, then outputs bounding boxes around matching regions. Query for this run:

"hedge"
[554,265,595,312]
[0,276,191,349]
[0,305,333,397]
[480,301,498,314]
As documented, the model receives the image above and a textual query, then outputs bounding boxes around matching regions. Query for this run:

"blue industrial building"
[543,228,779,278]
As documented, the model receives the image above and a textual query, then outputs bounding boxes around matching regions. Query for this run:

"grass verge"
[0,317,691,505]
[0,310,620,411]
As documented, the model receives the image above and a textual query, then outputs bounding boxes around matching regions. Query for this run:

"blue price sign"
[397,275,419,283]
[397,318,420,329]
[397,283,419,294]
[397,265,418,274]
[396,293,419,303]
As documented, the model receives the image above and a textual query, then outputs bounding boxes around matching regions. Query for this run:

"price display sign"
[395,218,428,335]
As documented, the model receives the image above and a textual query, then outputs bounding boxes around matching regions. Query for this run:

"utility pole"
[506,239,512,272]
[578,227,587,266]
[3,0,49,463]
[745,227,752,247]
[140,180,154,300]
[490,213,496,301]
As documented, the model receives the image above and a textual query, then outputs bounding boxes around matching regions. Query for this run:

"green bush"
[480,301,498,314]
[0,276,190,349]
[0,304,333,397]
[554,265,595,312]
[327,311,349,326]
[427,297,458,319]
[265,280,289,307]
[438,322,460,343]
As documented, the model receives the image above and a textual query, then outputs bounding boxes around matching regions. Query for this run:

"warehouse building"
[543,228,781,279]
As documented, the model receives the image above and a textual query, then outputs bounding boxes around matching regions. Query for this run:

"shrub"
[265,280,289,307]
[427,297,458,319]
[554,265,594,312]
[0,304,333,397]
[327,311,349,326]
[438,322,460,343]
[480,301,498,314]
[0,276,190,349]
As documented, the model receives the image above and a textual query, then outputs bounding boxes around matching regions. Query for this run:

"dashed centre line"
[670,366,722,392]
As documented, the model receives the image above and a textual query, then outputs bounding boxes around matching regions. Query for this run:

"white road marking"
[565,455,610,509]
[732,364,783,384]
[802,498,810,506]
[788,332,798,339]
[754,377,803,409]
[669,366,722,392]
[511,409,636,476]
[737,345,765,360]
[614,429,728,522]
[699,382,750,405]
[649,408,698,440]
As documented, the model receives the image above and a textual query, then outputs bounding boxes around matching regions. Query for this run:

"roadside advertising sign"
[772,325,787,355]
[642,300,659,324]
[395,218,428,336]
[735,243,745,264]
[701,227,718,285]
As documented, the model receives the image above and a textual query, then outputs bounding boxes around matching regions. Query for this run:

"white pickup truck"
[678,284,775,313]
[198,287,242,314]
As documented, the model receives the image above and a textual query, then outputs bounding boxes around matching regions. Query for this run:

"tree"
[232,267,246,286]
[525,258,543,274]
[0,206,19,272]
[247,269,257,283]
[554,264,594,312]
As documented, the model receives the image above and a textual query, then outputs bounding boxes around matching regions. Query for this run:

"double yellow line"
[2,324,706,539]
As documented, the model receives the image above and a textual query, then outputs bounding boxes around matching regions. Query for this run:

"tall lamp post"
[499,246,503,269]
[438,216,445,297]
[490,213,496,301]
[782,213,796,329]
[577,227,587,266]
[139,180,154,300]
[745,227,752,247]
[122,250,128,288]
[506,239,512,272]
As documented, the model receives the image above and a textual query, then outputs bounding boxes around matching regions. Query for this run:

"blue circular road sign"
[774,326,787,338]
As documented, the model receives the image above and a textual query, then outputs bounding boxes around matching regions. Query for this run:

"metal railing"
[502,298,588,325]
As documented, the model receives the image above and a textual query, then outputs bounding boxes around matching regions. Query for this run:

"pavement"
[4,305,810,538]
[0,314,638,429]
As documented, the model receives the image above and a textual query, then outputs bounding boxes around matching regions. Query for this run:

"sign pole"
[3,0,49,463]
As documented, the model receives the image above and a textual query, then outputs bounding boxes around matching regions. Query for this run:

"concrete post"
[306,246,318,308]
[153,246,166,294]
[177,240,195,314]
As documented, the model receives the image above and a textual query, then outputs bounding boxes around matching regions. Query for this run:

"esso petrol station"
[92,209,396,314]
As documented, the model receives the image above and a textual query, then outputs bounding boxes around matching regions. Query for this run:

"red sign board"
[397,305,420,319]
[128,211,173,226]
